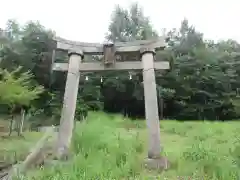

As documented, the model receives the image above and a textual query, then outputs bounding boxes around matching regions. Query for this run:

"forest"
[1,3,240,126]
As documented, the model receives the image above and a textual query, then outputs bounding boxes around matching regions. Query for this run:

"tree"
[0,66,44,135]
[1,5,240,122]
[0,20,56,120]
[103,2,159,117]
[106,3,158,42]
[161,19,238,120]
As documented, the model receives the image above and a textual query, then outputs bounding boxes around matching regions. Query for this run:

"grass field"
[0,131,42,163]
[1,112,240,179]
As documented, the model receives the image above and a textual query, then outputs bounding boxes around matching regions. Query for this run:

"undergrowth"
[18,112,240,179]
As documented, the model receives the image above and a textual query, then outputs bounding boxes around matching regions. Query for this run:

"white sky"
[0,0,239,43]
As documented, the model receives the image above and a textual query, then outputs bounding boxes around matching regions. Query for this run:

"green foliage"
[106,3,158,42]
[0,66,44,108]
[1,3,240,120]
[0,130,43,162]
[21,112,240,179]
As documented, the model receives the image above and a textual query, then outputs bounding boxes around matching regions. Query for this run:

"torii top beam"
[54,36,166,55]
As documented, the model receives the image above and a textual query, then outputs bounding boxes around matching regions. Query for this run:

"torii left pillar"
[56,49,83,159]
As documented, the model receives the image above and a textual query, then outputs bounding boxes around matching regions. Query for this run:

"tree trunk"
[8,115,14,136]
[18,109,25,136]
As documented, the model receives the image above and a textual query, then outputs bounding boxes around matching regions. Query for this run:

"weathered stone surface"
[144,157,170,170]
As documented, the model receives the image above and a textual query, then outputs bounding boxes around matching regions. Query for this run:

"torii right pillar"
[141,48,169,169]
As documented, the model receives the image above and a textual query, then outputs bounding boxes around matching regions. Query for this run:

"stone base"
[144,156,170,170]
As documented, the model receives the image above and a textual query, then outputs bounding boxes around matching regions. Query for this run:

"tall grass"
[22,112,240,179]
[0,131,43,162]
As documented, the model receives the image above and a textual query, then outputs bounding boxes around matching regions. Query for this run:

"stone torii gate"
[52,37,170,166]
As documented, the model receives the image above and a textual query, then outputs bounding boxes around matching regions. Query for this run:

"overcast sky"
[0,0,239,43]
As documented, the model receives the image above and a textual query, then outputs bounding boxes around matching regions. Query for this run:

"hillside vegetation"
[1,3,240,122]
[0,2,240,180]
[21,112,240,180]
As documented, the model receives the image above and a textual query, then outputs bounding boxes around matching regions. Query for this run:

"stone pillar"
[141,48,161,159]
[56,49,83,158]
